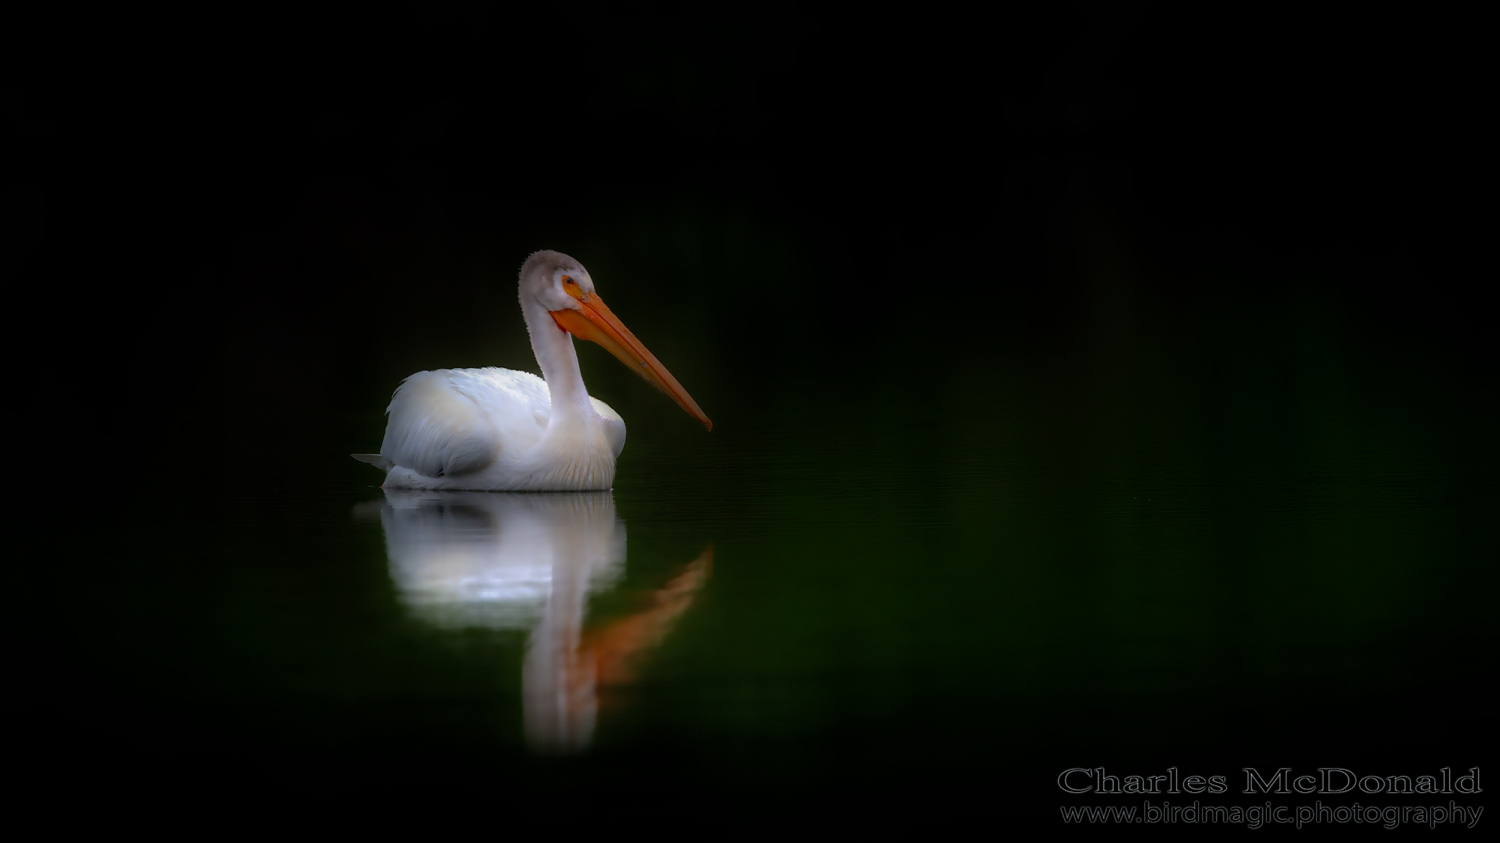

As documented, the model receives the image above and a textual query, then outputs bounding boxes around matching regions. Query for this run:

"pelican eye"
[563,276,574,285]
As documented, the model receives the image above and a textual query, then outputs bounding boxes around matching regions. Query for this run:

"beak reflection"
[363,489,710,753]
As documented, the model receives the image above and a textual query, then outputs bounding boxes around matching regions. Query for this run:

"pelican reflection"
[365,490,709,753]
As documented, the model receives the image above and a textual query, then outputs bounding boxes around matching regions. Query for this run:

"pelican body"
[354,251,711,491]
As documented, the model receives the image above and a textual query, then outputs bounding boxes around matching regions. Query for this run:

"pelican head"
[521,249,597,313]
[520,250,712,431]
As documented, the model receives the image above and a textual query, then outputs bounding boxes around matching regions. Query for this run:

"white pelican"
[353,250,711,490]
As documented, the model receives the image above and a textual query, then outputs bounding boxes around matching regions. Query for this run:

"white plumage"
[355,250,709,491]
[375,368,625,491]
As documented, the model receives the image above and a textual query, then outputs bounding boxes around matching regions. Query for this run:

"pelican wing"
[590,397,626,459]
[380,368,550,478]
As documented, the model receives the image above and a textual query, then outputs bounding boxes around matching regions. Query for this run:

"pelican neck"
[521,297,597,425]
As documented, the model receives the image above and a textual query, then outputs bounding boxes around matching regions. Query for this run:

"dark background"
[7,2,1491,829]
[9,3,1485,452]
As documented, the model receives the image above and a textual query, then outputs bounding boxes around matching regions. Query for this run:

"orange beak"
[550,287,713,431]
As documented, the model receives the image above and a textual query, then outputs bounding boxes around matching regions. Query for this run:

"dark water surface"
[47,270,1493,826]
